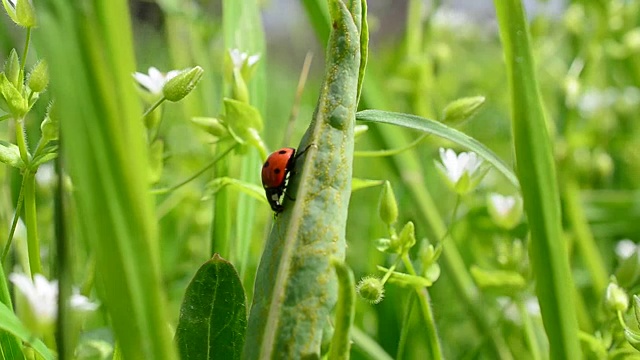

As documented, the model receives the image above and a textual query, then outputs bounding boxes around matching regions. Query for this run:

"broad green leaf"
[494,0,581,358]
[244,0,365,357]
[0,303,52,360]
[0,140,25,169]
[175,254,247,360]
[356,110,520,189]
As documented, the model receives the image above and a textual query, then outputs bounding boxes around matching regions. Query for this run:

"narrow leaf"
[175,254,247,360]
[0,303,53,360]
[356,110,520,189]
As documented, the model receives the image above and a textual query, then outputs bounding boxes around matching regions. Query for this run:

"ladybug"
[261,146,310,213]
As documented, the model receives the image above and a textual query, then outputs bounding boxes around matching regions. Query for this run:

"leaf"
[0,303,53,360]
[243,0,365,358]
[175,254,247,360]
[356,110,520,189]
[0,140,25,169]
[0,263,24,360]
[328,260,356,360]
[351,178,384,192]
[494,0,581,358]
[203,177,268,206]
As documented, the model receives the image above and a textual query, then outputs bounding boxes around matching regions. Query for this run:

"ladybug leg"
[294,143,315,160]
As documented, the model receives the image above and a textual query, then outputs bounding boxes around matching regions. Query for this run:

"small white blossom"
[9,272,99,328]
[525,297,541,316]
[133,67,181,95]
[489,194,516,217]
[439,148,482,183]
[615,239,637,259]
[228,49,260,70]
[35,163,56,188]
[9,273,58,324]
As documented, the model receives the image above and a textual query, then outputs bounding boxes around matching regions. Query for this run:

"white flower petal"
[615,239,637,259]
[490,193,516,217]
[70,293,99,312]
[247,54,261,67]
[133,67,180,95]
[10,273,58,322]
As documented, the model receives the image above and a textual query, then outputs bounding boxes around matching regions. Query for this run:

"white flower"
[439,148,482,183]
[615,239,637,259]
[9,273,58,324]
[133,67,181,95]
[9,272,99,328]
[35,163,56,188]
[489,194,516,217]
[228,49,260,70]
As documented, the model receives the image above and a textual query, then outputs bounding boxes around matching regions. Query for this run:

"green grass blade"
[0,303,52,360]
[0,263,24,360]
[356,110,520,189]
[493,0,581,358]
[328,260,356,359]
[36,2,177,359]
[243,0,363,357]
[175,254,247,360]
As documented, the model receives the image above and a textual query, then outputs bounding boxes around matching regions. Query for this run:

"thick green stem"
[23,171,41,276]
[402,254,442,360]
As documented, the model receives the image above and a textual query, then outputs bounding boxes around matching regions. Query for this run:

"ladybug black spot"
[263,161,269,168]
[278,150,287,154]
[274,168,281,174]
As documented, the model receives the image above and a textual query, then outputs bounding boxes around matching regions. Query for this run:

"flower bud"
[354,125,369,139]
[378,181,398,225]
[605,281,629,312]
[356,276,384,304]
[5,49,21,88]
[163,66,204,102]
[442,96,485,126]
[0,73,28,118]
[191,117,229,137]
[16,0,36,28]
[28,60,48,93]
[397,221,416,252]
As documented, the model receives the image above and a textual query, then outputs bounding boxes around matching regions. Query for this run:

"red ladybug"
[261,146,310,213]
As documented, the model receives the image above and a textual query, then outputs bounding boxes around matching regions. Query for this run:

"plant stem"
[15,118,30,164]
[2,178,26,263]
[396,294,415,360]
[517,299,542,360]
[20,27,31,73]
[23,171,41,276]
[142,97,166,118]
[402,254,442,360]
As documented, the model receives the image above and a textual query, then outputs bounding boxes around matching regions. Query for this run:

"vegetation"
[0,0,639,359]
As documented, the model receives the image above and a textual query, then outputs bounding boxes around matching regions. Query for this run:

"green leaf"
[356,110,520,189]
[203,177,268,206]
[175,254,247,360]
[494,0,581,358]
[328,259,356,360]
[0,263,25,360]
[351,178,384,192]
[37,1,178,359]
[0,303,53,360]
[0,140,25,169]
[244,0,365,357]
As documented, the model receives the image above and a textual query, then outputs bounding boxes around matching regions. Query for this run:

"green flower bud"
[27,60,48,93]
[605,282,629,312]
[16,0,36,28]
[5,49,21,87]
[356,276,384,304]
[231,68,249,103]
[397,221,416,252]
[0,73,28,118]
[441,96,485,126]
[40,102,58,143]
[191,117,228,137]
[163,66,204,102]
[378,181,398,225]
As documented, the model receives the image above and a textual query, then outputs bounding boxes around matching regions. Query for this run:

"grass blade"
[356,110,520,189]
[0,303,52,360]
[36,2,177,359]
[493,0,582,358]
